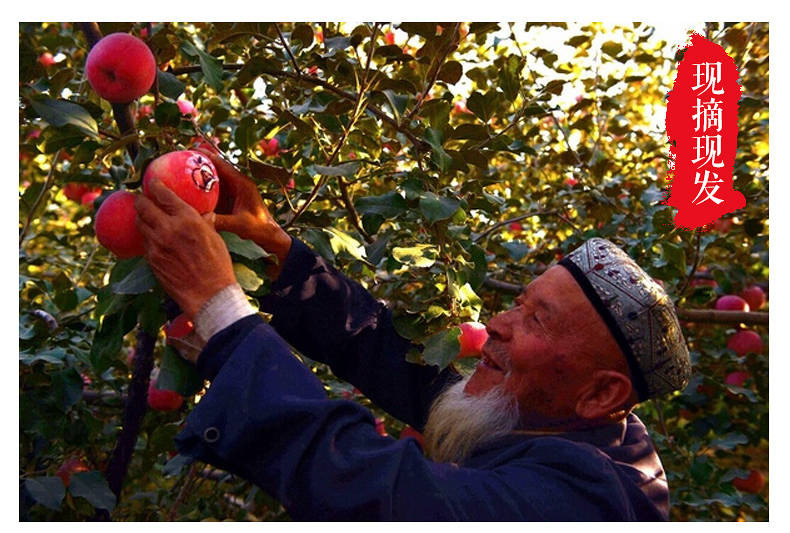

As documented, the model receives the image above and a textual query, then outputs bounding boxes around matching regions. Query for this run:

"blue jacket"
[175,239,671,520]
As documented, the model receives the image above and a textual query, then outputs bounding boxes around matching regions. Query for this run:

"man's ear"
[574,370,634,420]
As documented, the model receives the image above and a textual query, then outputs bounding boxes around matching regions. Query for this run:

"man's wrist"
[194,283,257,342]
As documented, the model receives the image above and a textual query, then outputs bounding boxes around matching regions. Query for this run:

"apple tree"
[19,21,768,520]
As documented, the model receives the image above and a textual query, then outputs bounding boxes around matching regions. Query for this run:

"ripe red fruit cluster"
[457,322,488,358]
[147,381,184,411]
[85,33,156,104]
[63,183,102,206]
[732,470,765,494]
[94,150,219,258]
[724,371,750,387]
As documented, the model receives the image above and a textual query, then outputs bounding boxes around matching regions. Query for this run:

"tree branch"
[274,23,300,75]
[95,328,156,520]
[19,150,62,246]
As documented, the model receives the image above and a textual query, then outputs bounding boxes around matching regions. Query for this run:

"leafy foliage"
[19,22,768,521]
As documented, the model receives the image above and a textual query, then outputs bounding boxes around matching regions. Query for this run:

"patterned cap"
[558,238,691,401]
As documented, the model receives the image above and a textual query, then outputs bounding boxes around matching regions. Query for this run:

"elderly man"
[135,148,692,521]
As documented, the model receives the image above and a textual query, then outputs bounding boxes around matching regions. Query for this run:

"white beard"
[422,376,521,464]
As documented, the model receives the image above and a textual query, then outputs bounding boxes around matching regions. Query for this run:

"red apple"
[63,182,89,202]
[733,470,765,494]
[177,99,198,119]
[80,190,102,207]
[690,277,718,289]
[509,222,523,233]
[714,218,733,234]
[143,150,219,214]
[147,381,184,412]
[564,177,579,187]
[457,322,488,358]
[286,177,295,190]
[94,190,145,258]
[375,418,388,437]
[165,314,194,340]
[56,457,90,487]
[727,330,763,356]
[725,371,750,387]
[260,137,280,157]
[399,425,425,448]
[385,31,395,45]
[85,33,156,103]
[307,65,318,75]
[453,102,471,115]
[137,104,153,119]
[715,295,750,312]
[38,52,57,67]
[739,285,766,311]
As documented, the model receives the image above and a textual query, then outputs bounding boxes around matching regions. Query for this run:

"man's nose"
[486,310,516,341]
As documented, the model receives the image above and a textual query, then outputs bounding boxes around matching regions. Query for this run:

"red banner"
[665,33,745,230]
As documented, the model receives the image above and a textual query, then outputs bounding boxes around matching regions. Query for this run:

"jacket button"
[203,427,220,443]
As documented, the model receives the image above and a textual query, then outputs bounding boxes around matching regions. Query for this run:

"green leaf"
[233,263,264,292]
[69,471,116,511]
[451,124,490,141]
[156,70,186,100]
[112,260,157,295]
[502,241,530,261]
[438,61,463,84]
[422,327,461,369]
[157,346,204,396]
[355,191,407,219]
[291,24,314,48]
[183,41,224,91]
[709,432,749,451]
[90,307,137,374]
[163,454,192,477]
[29,96,99,140]
[137,292,166,337]
[744,218,764,237]
[24,477,65,510]
[19,348,67,366]
[467,91,500,122]
[51,368,84,410]
[154,102,181,127]
[324,36,352,50]
[392,244,438,268]
[382,90,410,122]
[300,228,335,262]
[601,40,623,59]
[308,162,360,177]
[220,232,270,261]
[324,227,367,261]
[423,128,452,172]
[419,191,461,224]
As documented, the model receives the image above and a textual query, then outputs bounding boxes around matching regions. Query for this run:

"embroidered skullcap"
[558,238,691,401]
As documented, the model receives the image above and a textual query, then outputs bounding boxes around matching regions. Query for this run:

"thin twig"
[166,462,199,521]
[676,229,703,299]
[19,150,62,246]
[274,23,300,75]
[473,211,557,243]
[401,23,461,126]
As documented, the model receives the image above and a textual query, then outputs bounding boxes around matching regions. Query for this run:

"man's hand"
[135,179,237,318]
[193,145,292,279]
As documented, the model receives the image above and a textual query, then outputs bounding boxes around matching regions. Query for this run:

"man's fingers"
[146,179,191,215]
[213,213,241,234]
[135,194,168,228]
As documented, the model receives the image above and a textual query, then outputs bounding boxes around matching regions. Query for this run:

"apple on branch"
[143,150,219,214]
[85,33,156,104]
[456,322,489,359]
[94,190,145,258]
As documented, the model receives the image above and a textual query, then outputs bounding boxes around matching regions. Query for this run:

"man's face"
[464,265,620,427]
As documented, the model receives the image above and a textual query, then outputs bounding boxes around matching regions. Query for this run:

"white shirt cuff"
[194,283,257,341]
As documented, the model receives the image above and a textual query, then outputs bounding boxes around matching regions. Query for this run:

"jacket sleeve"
[257,238,461,430]
[174,315,545,521]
